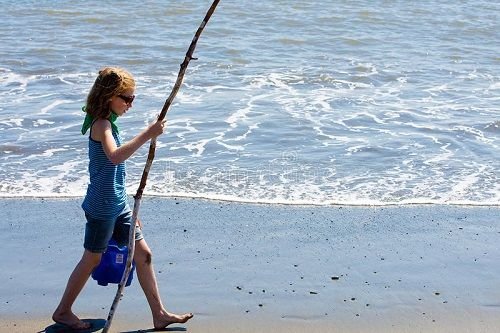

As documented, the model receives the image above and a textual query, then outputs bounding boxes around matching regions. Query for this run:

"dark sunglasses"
[118,94,135,105]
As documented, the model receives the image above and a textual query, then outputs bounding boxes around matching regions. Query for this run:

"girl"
[52,67,193,330]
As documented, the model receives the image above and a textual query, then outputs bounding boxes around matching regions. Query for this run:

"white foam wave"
[0,118,24,127]
[39,99,73,114]
[1,161,498,206]
[0,68,32,95]
[226,105,252,128]
[33,119,55,127]
[183,137,215,156]
[453,125,494,144]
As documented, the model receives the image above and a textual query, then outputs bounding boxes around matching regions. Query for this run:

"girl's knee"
[145,252,152,265]
[135,240,153,265]
[136,247,153,265]
[81,250,102,268]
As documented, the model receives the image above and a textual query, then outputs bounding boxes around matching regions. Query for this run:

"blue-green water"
[0,1,499,205]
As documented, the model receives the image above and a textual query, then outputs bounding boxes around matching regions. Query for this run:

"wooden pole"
[102,1,220,331]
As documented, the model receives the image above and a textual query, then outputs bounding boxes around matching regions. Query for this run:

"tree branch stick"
[102,1,220,331]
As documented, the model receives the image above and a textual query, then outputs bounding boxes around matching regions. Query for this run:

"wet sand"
[1,198,499,332]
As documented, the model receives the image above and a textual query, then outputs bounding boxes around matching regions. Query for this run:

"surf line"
[102,1,221,332]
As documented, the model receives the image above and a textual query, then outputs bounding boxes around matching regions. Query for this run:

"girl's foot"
[153,311,193,330]
[52,310,91,330]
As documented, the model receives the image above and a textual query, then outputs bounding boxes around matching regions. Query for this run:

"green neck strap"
[81,107,119,135]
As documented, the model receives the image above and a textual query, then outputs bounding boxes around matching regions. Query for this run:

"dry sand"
[0,198,499,332]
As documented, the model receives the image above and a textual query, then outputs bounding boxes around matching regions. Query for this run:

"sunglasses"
[118,94,135,105]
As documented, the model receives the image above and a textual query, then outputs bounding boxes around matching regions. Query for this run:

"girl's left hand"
[136,218,143,230]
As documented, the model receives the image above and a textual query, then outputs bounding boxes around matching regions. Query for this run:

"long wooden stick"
[102,1,220,332]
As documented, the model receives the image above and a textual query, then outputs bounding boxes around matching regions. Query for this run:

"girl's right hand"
[148,119,167,138]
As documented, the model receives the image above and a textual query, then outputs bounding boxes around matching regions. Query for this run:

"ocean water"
[0,1,499,205]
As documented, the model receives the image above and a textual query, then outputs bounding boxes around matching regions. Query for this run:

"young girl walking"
[52,67,193,330]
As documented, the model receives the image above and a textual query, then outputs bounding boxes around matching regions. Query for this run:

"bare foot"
[52,310,91,330]
[153,311,194,330]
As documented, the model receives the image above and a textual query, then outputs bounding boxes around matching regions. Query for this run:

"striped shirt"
[81,128,130,220]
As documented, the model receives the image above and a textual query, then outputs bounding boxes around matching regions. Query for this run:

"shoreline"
[1,198,499,332]
[0,194,498,207]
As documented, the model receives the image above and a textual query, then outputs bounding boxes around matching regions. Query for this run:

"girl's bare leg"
[52,250,102,329]
[134,239,193,329]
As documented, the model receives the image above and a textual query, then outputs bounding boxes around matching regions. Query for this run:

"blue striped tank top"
[82,128,130,220]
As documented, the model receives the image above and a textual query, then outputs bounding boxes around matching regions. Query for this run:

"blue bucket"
[92,239,135,287]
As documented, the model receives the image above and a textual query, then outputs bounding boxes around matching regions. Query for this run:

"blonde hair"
[85,67,135,119]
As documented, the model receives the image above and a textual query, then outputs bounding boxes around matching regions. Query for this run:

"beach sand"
[0,198,499,332]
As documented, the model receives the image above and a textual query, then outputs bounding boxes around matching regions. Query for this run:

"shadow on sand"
[40,319,187,333]
[120,327,187,332]
[40,319,105,333]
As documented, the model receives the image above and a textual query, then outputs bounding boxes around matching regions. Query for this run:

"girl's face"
[110,88,135,116]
